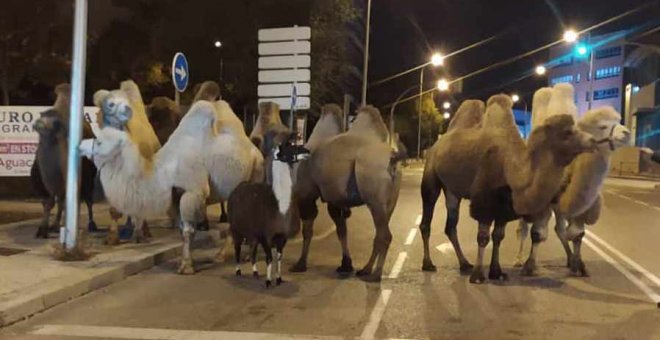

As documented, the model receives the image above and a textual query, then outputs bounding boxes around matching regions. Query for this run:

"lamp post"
[361,0,372,105]
[389,85,419,145]
[417,53,444,159]
[214,40,224,83]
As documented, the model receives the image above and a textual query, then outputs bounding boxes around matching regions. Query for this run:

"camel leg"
[178,221,196,275]
[85,199,98,232]
[469,222,491,284]
[554,214,573,268]
[513,219,529,268]
[260,237,274,288]
[131,217,147,243]
[356,204,392,282]
[142,221,152,238]
[250,240,259,278]
[106,207,122,246]
[568,221,588,277]
[219,201,228,223]
[419,169,441,271]
[233,233,243,276]
[488,221,508,281]
[274,234,286,285]
[51,197,64,232]
[290,198,318,272]
[445,192,472,273]
[328,204,354,274]
[521,217,550,276]
[36,196,54,239]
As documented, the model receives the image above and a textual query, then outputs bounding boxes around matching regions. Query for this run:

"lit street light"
[431,53,444,66]
[437,78,450,91]
[214,40,224,82]
[563,29,578,43]
[576,44,588,56]
[443,101,451,109]
[214,40,222,48]
[443,112,451,119]
[511,94,520,103]
[535,65,546,75]
[416,53,444,158]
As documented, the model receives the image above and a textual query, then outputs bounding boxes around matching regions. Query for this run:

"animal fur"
[250,102,283,149]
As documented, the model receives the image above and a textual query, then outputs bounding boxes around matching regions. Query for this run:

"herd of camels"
[32,79,631,285]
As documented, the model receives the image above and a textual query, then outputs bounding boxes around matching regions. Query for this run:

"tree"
[0,1,72,105]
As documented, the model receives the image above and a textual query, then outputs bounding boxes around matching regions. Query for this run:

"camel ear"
[93,90,110,108]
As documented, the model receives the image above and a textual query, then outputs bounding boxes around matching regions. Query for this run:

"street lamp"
[214,40,224,82]
[416,54,444,158]
[443,112,451,119]
[511,94,520,103]
[431,53,444,66]
[437,78,450,91]
[535,65,546,76]
[563,29,578,43]
[442,101,451,109]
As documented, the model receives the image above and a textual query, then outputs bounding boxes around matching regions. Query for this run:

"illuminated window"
[550,75,574,85]
[595,66,621,80]
[595,46,622,59]
[593,87,619,100]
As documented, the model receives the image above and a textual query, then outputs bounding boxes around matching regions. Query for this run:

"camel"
[420,89,596,283]
[147,97,181,145]
[84,99,264,274]
[514,106,631,276]
[250,102,284,149]
[31,84,97,238]
[290,105,402,282]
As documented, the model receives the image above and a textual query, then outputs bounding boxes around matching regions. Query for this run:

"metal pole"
[343,94,350,132]
[390,85,421,145]
[175,91,180,106]
[360,0,372,106]
[63,0,88,250]
[587,33,594,110]
[417,69,423,159]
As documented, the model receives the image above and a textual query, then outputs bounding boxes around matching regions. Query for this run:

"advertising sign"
[0,106,97,177]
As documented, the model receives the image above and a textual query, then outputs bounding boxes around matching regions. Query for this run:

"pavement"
[0,168,659,339]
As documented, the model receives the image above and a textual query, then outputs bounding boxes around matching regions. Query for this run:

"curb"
[0,242,180,327]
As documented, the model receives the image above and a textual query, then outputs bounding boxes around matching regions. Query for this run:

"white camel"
[84,99,264,274]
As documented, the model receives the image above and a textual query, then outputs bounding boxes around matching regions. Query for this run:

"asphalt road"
[2,167,660,340]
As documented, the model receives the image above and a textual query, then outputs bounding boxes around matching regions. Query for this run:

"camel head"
[88,127,131,164]
[34,109,66,140]
[94,88,133,130]
[578,106,631,151]
[529,114,596,166]
[349,105,389,142]
[447,99,485,131]
[192,81,221,103]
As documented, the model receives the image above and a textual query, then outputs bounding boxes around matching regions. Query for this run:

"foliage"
[395,92,447,155]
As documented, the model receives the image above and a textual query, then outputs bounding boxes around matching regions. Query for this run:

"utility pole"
[360,0,372,106]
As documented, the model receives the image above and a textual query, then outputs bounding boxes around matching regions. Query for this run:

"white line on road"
[404,228,417,245]
[414,214,422,226]
[32,324,345,340]
[436,242,453,255]
[586,231,660,288]
[388,252,408,279]
[360,289,393,339]
[583,238,660,306]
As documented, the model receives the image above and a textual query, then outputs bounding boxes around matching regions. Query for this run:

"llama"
[228,127,310,287]
[84,99,264,274]
[514,106,631,276]
[31,84,97,238]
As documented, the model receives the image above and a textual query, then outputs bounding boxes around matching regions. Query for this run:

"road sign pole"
[63,0,88,250]
[175,91,180,106]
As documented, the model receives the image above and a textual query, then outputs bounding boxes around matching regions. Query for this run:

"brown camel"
[290,105,402,282]
[420,93,596,283]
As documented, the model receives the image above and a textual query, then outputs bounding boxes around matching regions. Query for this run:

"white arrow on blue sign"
[172,52,189,92]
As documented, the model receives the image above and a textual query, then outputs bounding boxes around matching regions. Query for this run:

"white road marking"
[583,238,660,306]
[404,228,417,245]
[388,252,407,279]
[586,231,660,287]
[414,214,422,226]
[435,242,453,255]
[32,324,345,340]
[360,289,393,339]
[288,225,336,245]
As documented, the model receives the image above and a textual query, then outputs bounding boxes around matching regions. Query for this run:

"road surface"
[2,167,660,339]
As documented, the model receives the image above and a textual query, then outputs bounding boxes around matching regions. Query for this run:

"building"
[547,31,628,117]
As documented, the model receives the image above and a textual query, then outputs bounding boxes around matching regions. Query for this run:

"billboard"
[0,106,97,177]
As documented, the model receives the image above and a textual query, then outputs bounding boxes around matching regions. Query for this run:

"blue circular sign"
[172,52,189,92]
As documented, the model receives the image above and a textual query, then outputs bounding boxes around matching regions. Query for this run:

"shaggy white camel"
[84,99,264,274]
[515,106,631,276]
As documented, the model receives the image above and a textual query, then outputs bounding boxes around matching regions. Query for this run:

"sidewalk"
[605,176,660,190]
[0,207,217,327]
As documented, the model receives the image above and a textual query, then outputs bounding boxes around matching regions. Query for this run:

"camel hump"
[447,100,485,131]
[348,105,388,142]
[531,87,553,129]
[546,83,577,119]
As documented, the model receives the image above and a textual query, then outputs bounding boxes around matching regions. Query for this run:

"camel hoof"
[35,226,49,239]
[570,258,589,277]
[177,261,195,275]
[356,268,373,277]
[469,266,486,284]
[513,258,524,268]
[521,259,537,276]
[276,278,283,286]
[235,269,242,276]
[87,221,99,233]
[422,259,437,272]
[336,256,354,274]
[459,262,474,275]
[265,280,272,288]
[488,267,508,281]
[289,261,307,273]
[253,271,259,278]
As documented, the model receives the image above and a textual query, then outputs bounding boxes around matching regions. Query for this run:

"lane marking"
[360,289,393,339]
[289,225,336,245]
[414,214,422,226]
[435,242,453,255]
[606,191,660,211]
[388,252,407,279]
[404,228,417,245]
[583,238,660,306]
[586,231,660,287]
